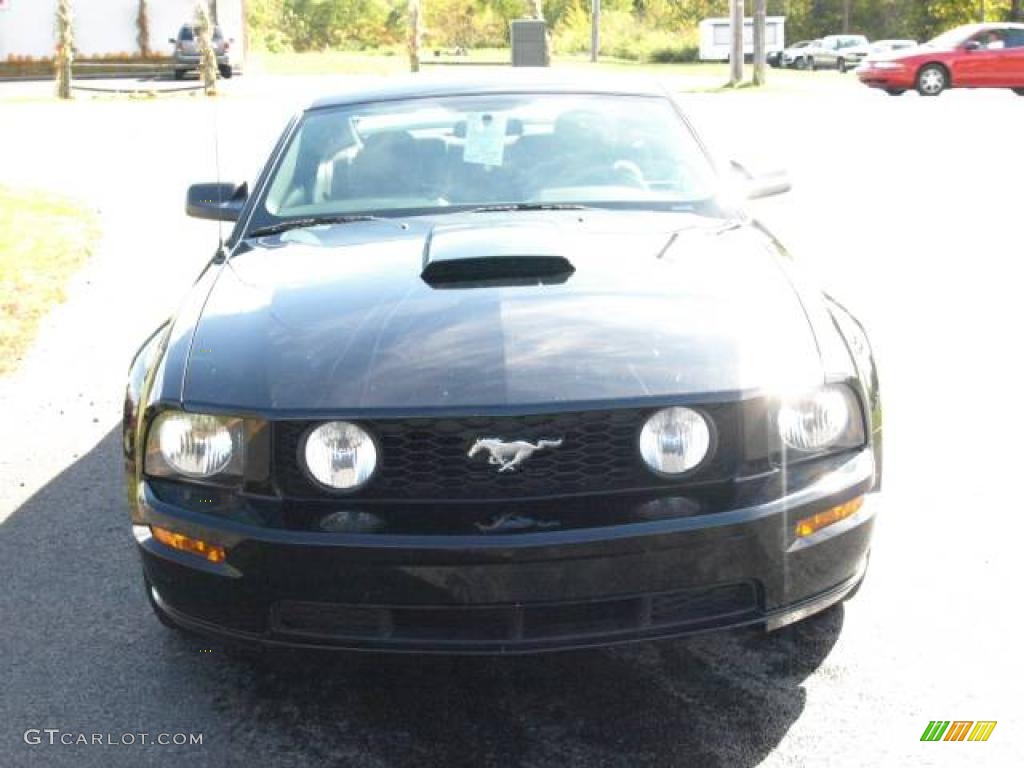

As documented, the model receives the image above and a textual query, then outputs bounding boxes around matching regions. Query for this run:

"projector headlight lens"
[639,407,712,475]
[303,421,378,490]
[778,386,853,452]
[155,412,236,478]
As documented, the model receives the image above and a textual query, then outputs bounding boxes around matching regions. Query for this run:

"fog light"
[795,496,864,538]
[151,526,226,563]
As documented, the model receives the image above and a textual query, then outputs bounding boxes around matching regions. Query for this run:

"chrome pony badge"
[467,438,563,473]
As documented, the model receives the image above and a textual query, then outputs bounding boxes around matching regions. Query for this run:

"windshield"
[257,93,719,224]
[926,26,978,49]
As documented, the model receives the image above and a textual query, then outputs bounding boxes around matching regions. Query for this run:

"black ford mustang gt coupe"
[123,74,882,653]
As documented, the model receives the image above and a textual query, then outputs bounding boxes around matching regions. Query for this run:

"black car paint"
[123,77,882,652]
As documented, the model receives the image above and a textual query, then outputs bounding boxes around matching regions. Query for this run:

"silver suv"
[805,34,869,72]
[169,24,235,80]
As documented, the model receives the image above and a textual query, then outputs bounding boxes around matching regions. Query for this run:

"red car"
[857,22,1024,96]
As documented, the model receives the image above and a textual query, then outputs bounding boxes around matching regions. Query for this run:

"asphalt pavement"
[1,71,1022,768]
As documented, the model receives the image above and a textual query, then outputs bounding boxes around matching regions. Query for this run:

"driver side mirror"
[729,160,792,200]
[186,182,247,221]
[964,41,981,51]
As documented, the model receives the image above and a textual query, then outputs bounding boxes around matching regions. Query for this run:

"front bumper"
[134,450,878,653]
[856,67,914,89]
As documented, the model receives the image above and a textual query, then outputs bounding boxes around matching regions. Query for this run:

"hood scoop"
[421,223,575,288]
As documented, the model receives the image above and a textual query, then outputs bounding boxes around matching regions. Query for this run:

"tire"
[1014,88,1024,96]
[795,56,808,71]
[219,65,233,79]
[885,88,906,96]
[173,68,185,81]
[808,57,816,71]
[838,58,847,73]
[916,64,948,96]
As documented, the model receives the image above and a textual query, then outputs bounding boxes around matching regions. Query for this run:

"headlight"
[777,385,862,452]
[639,407,712,475]
[303,421,378,491]
[872,62,905,70]
[146,412,243,479]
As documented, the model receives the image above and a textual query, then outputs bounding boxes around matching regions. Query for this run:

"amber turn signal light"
[151,526,226,563]
[795,496,864,538]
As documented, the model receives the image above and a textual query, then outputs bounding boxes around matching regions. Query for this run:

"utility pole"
[591,0,600,63]
[842,0,850,33]
[753,0,766,85]
[729,0,744,86]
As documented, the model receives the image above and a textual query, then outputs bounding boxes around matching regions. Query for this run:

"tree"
[753,0,766,85]
[729,0,743,85]
[137,0,151,57]
[408,0,423,71]
[55,0,74,100]
[194,1,219,95]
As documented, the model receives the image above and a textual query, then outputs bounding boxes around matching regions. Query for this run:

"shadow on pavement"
[0,426,842,768]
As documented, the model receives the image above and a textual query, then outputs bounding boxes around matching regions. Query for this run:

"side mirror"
[186,182,247,222]
[729,161,791,200]
[964,41,981,51]
[168,37,177,45]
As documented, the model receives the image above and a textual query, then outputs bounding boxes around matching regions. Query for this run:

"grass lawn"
[0,187,99,375]
[246,48,854,94]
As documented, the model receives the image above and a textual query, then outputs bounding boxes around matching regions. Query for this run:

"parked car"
[169,23,236,80]
[804,34,870,71]
[857,23,1024,96]
[780,39,819,69]
[124,73,882,654]
[838,39,918,72]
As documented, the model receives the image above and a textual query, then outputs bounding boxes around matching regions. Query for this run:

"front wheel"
[219,65,233,79]
[795,56,808,70]
[838,58,847,73]
[808,57,816,71]
[916,64,948,96]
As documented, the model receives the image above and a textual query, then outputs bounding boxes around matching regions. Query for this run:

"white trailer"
[698,17,785,62]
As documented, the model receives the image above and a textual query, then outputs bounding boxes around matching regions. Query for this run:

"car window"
[179,26,194,42]
[260,94,719,221]
[1005,29,1024,48]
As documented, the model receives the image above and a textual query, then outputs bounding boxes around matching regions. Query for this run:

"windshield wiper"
[469,203,593,213]
[247,214,403,238]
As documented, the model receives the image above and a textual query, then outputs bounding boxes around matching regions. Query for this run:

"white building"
[0,0,246,61]
[698,17,786,62]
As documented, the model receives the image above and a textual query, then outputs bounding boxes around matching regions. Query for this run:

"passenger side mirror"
[729,160,791,200]
[186,182,247,222]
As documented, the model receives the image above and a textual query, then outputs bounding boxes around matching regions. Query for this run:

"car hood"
[180,214,825,413]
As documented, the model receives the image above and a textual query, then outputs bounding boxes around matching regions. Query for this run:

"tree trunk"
[194,1,218,95]
[591,0,600,63]
[842,0,850,33]
[55,0,74,100]
[407,0,422,72]
[729,0,744,86]
[1009,0,1021,21]
[753,0,766,86]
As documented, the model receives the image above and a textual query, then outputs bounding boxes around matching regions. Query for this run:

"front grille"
[271,582,759,646]
[273,405,742,501]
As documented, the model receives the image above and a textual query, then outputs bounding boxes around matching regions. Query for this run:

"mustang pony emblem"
[467,438,563,473]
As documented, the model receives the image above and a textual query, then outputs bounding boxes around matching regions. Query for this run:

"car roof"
[307,72,670,111]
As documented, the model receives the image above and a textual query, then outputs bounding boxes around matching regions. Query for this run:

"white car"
[840,39,918,72]
[780,40,820,69]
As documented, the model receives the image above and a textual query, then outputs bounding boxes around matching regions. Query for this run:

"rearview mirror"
[729,161,792,200]
[186,182,247,222]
